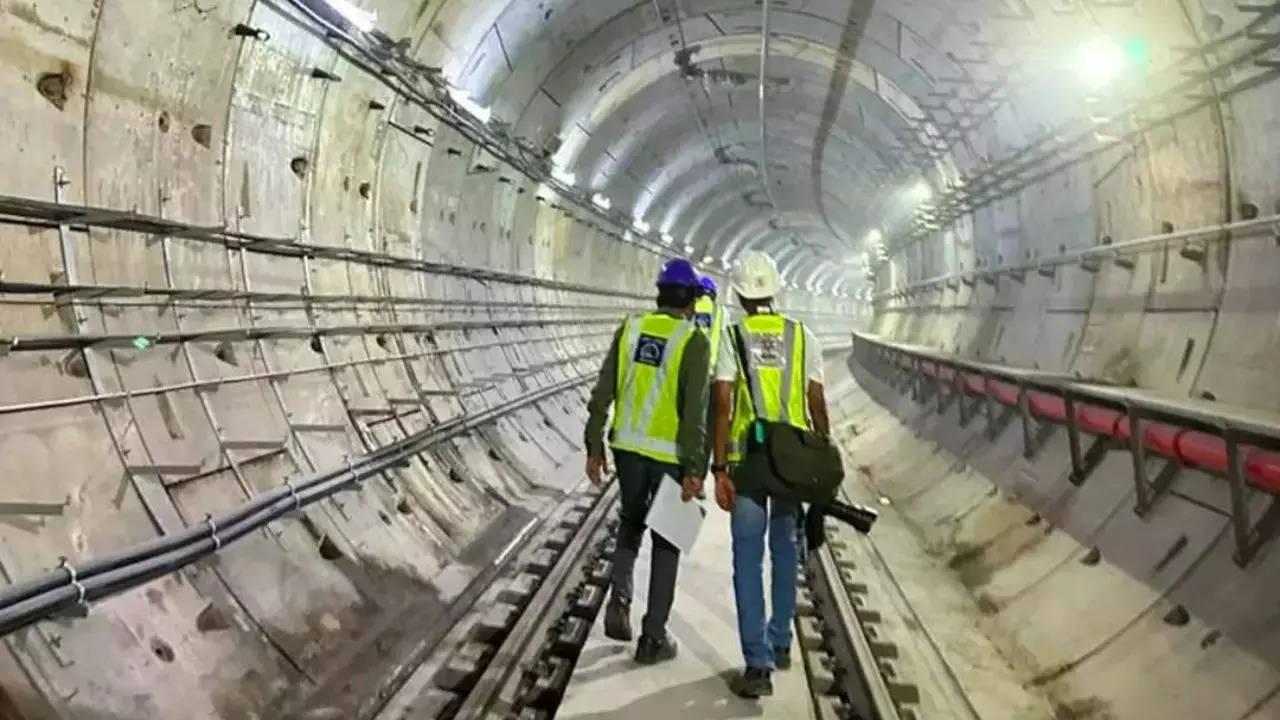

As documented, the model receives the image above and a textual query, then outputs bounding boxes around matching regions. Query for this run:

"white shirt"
[713,316,825,386]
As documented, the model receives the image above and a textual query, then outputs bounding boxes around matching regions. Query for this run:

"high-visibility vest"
[693,297,725,370]
[609,312,697,464]
[728,313,808,462]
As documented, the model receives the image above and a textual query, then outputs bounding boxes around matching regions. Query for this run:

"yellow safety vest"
[728,314,808,462]
[693,297,725,370]
[610,312,696,464]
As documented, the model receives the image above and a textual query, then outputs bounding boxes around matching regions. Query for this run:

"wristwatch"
[711,463,729,474]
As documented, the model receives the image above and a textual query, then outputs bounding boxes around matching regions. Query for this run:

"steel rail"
[877,211,1280,300]
[0,372,594,636]
[0,278,645,314]
[0,314,619,354]
[0,328,610,418]
[811,541,902,720]
[451,482,619,719]
[0,195,652,302]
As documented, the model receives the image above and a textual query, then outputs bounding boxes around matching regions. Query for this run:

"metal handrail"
[852,331,1280,436]
[851,330,1280,566]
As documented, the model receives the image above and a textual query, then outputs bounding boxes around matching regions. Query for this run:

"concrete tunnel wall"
[0,1,856,717]
[860,2,1280,719]
[2,0,1279,718]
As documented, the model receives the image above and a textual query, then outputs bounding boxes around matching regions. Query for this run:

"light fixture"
[323,0,377,32]
[634,218,651,234]
[1073,38,1129,88]
[702,255,716,265]
[865,228,883,245]
[660,231,673,245]
[684,243,695,254]
[909,181,932,202]
[591,193,612,210]
[551,166,576,187]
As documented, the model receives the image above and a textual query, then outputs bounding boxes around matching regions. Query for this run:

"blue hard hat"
[698,275,718,297]
[655,258,700,288]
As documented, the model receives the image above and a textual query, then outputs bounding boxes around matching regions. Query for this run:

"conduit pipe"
[0,374,593,636]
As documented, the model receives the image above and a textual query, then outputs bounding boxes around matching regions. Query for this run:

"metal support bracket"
[1127,407,1151,510]
[1018,381,1035,458]
[1222,431,1280,567]
[1134,461,1182,517]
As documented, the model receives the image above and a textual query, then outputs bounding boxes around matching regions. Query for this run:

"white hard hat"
[732,250,782,300]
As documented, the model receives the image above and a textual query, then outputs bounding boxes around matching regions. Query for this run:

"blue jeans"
[731,494,798,670]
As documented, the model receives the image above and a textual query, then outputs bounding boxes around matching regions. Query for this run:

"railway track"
[801,490,983,720]
[363,476,975,720]
[371,481,621,720]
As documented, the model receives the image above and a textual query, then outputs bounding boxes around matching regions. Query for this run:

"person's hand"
[681,475,703,502]
[586,456,608,486]
[714,470,736,512]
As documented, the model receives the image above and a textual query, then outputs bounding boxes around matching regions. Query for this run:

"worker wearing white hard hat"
[709,250,829,698]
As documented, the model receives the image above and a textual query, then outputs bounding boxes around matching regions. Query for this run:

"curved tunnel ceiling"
[443,0,988,289]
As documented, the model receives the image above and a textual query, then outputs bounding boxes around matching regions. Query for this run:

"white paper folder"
[645,476,707,555]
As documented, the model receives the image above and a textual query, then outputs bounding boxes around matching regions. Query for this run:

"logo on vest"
[749,334,785,368]
[694,313,712,329]
[634,334,668,367]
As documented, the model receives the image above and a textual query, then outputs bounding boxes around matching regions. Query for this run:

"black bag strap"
[731,323,764,420]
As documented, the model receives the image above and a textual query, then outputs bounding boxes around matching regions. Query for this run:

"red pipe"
[905,363,1280,493]
[988,380,1020,407]
[1027,391,1067,422]
[962,374,986,396]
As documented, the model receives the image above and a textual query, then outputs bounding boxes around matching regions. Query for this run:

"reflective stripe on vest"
[728,314,808,462]
[709,305,724,370]
[610,313,695,464]
[693,298,725,371]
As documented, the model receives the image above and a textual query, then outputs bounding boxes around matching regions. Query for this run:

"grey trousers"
[609,449,682,639]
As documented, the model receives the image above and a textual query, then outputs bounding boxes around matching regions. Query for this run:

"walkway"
[557,499,816,719]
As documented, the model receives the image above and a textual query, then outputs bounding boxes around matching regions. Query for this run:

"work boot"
[773,645,791,670]
[634,633,678,665]
[730,667,774,698]
[603,601,633,642]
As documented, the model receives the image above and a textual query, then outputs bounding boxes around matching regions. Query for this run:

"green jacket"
[584,308,711,477]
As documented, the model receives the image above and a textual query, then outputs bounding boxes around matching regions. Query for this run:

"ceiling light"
[702,255,716,265]
[684,243,695,254]
[909,181,932,202]
[865,229,882,245]
[1073,38,1129,88]
[551,166,576,187]
[323,0,377,32]
[591,193,612,210]
[660,232,673,245]
[634,218,651,234]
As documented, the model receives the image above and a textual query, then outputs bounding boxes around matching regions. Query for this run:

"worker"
[584,257,711,665]
[693,275,726,366]
[694,274,728,499]
[710,250,830,699]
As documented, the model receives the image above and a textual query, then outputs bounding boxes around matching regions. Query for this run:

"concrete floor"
[557,506,816,720]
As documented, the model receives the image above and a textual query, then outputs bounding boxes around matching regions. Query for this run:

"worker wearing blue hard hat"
[693,273,730,500]
[584,257,711,665]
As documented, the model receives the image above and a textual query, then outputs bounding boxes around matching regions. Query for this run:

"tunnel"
[2,0,1280,718]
